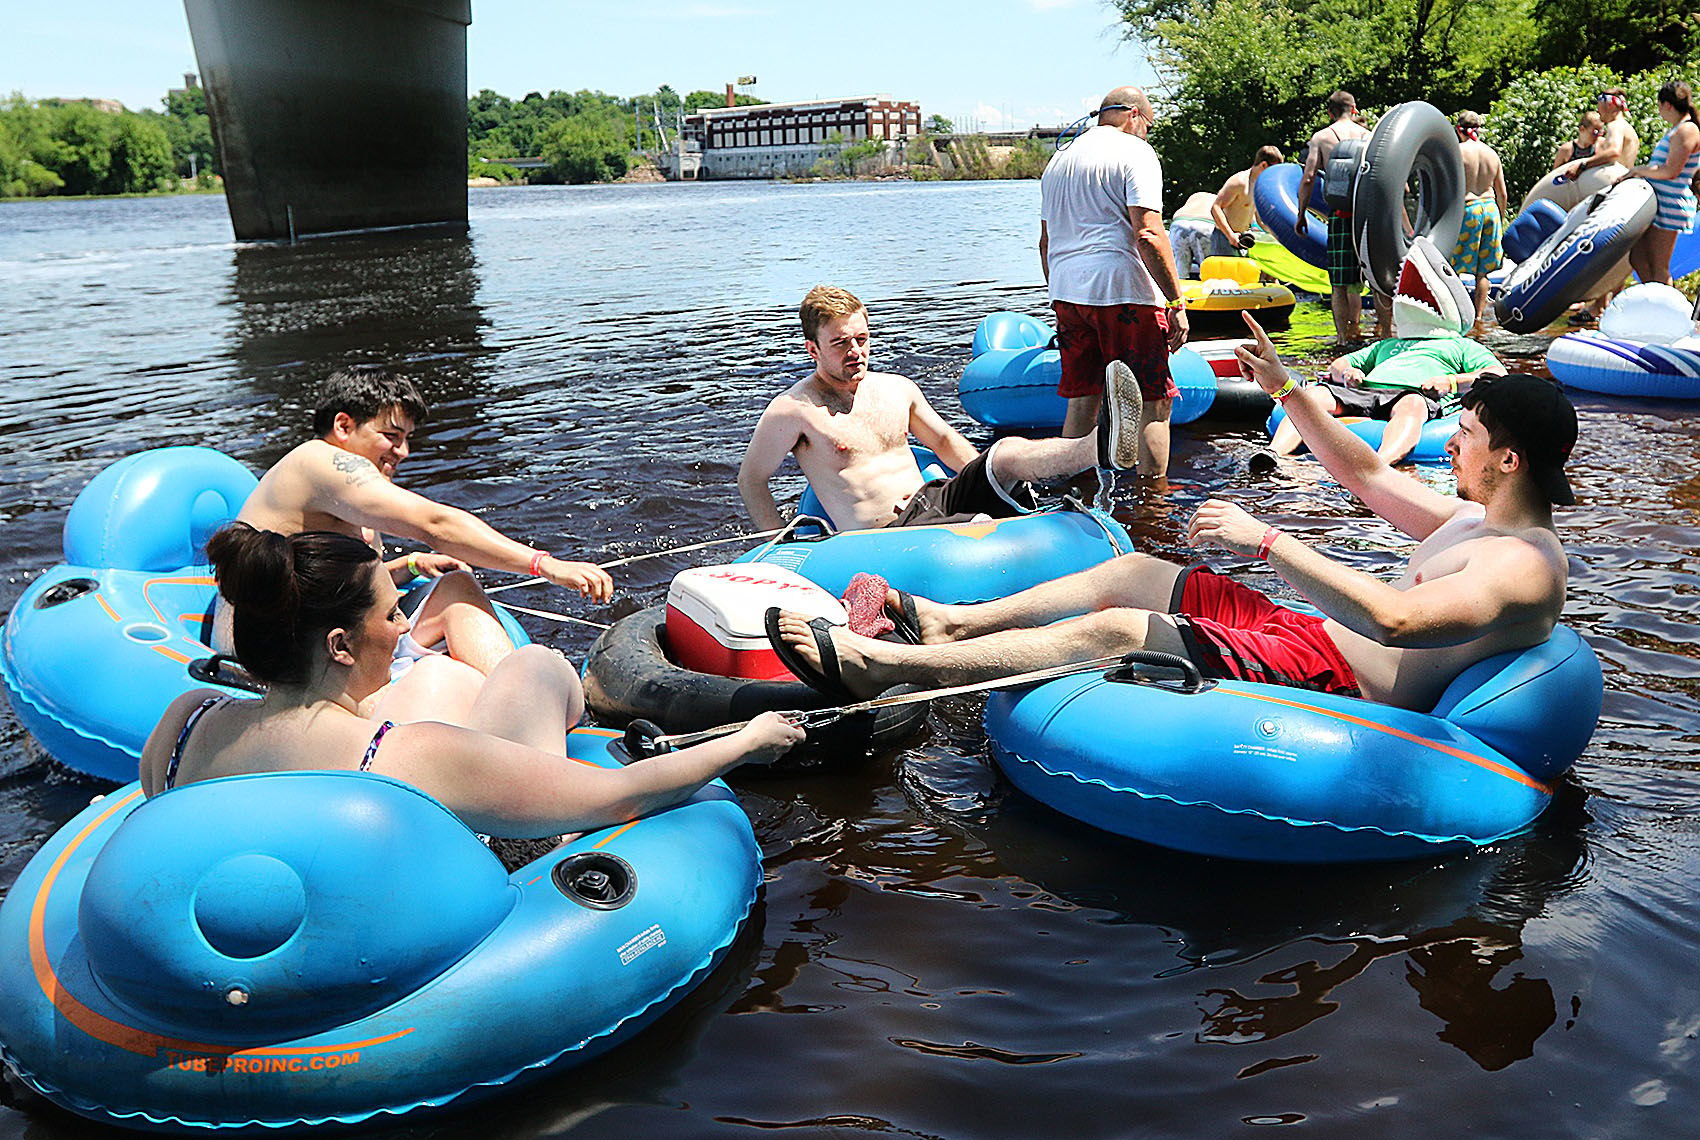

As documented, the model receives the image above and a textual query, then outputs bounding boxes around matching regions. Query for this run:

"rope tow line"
[484,526,792,597]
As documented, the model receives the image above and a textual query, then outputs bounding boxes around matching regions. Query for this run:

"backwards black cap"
[1461,374,1578,506]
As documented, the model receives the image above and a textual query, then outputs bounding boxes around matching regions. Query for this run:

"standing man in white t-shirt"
[1039,86,1188,477]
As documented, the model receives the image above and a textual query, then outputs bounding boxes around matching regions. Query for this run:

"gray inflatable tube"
[1351,101,1465,296]
[581,604,929,767]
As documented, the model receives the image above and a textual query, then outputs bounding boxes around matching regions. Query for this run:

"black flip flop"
[764,607,853,698]
[885,590,922,645]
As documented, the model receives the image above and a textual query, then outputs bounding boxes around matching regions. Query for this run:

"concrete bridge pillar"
[184,0,471,241]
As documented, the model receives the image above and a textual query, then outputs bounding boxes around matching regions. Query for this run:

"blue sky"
[5,1,1155,130]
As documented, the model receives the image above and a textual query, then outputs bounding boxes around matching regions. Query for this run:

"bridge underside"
[185,0,471,242]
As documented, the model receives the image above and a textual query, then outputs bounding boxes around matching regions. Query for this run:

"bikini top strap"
[165,696,226,790]
[361,721,396,771]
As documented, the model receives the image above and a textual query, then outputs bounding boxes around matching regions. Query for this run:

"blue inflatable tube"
[1251,163,1329,269]
[971,310,1051,357]
[0,447,528,783]
[1546,331,1700,398]
[985,627,1601,862]
[960,313,1224,430]
[1502,199,1566,263]
[1265,402,1459,463]
[0,730,760,1130]
[736,504,1134,603]
[1495,180,1658,333]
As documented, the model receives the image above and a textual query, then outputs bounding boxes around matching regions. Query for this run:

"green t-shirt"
[1342,336,1501,394]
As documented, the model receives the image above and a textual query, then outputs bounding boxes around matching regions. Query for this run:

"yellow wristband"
[404,553,421,580]
[1271,375,1299,402]
[1165,297,1186,310]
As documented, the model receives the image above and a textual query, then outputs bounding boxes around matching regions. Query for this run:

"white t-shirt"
[1040,125,1165,307]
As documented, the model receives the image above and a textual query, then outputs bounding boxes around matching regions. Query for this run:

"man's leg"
[1140,398,1173,476]
[1371,288,1392,340]
[989,365,1150,482]
[984,427,1095,484]
[893,551,1184,643]
[1331,287,1361,340]
[406,570,517,675]
[1061,393,1101,440]
[775,604,1189,698]
[1376,394,1428,464]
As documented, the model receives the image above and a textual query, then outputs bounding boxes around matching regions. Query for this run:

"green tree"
[1528,0,1700,74]
[160,86,216,182]
[0,94,64,197]
[44,101,115,196]
[107,113,174,193]
[1004,138,1050,179]
[927,113,955,134]
[1126,0,1534,203]
[541,115,629,183]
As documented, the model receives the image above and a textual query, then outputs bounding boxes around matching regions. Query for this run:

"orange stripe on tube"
[28,788,412,1058]
[1221,688,1553,794]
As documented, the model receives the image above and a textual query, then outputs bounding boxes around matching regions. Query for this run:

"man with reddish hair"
[738,285,1143,532]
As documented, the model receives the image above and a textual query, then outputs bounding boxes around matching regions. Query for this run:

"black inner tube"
[1351,102,1464,296]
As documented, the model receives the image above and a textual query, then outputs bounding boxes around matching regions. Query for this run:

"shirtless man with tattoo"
[224,367,611,717]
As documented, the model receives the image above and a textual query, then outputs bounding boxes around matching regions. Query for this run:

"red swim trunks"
[1052,300,1176,400]
[1169,566,1361,696]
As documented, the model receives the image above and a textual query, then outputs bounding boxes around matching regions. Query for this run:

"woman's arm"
[389,712,804,837]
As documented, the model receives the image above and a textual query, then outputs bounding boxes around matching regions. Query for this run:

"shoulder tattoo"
[331,451,378,486]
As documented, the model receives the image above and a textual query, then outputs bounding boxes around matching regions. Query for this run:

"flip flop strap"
[808,617,844,688]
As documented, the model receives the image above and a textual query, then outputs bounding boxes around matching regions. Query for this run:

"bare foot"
[775,611,892,698]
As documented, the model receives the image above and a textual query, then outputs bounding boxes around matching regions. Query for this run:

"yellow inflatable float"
[1182,255,1296,334]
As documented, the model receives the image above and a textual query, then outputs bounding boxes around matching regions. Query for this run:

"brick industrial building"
[676,95,922,179]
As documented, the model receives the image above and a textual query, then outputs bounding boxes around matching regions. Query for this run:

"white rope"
[483,526,791,596]
[494,600,610,631]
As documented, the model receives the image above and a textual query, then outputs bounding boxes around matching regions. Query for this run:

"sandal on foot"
[765,607,853,699]
[885,589,923,644]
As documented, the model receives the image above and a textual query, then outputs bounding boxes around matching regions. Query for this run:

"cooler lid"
[667,563,847,642]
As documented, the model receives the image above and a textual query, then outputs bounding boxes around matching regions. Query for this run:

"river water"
[2,180,1699,1139]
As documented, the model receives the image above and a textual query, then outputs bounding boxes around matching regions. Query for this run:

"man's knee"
[1073,607,1154,652]
[1389,393,1428,419]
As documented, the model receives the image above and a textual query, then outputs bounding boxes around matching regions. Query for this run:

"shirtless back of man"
[1458,139,1505,198]
[1303,118,1370,195]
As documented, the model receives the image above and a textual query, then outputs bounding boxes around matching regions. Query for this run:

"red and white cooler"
[1190,337,1255,380]
[665,564,847,681]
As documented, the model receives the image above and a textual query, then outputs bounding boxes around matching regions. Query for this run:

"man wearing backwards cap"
[769,313,1576,715]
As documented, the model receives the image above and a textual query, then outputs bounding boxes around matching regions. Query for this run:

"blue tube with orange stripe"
[0,447,527,783]
[0,730,760,1130]
[984,625,1601,862]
